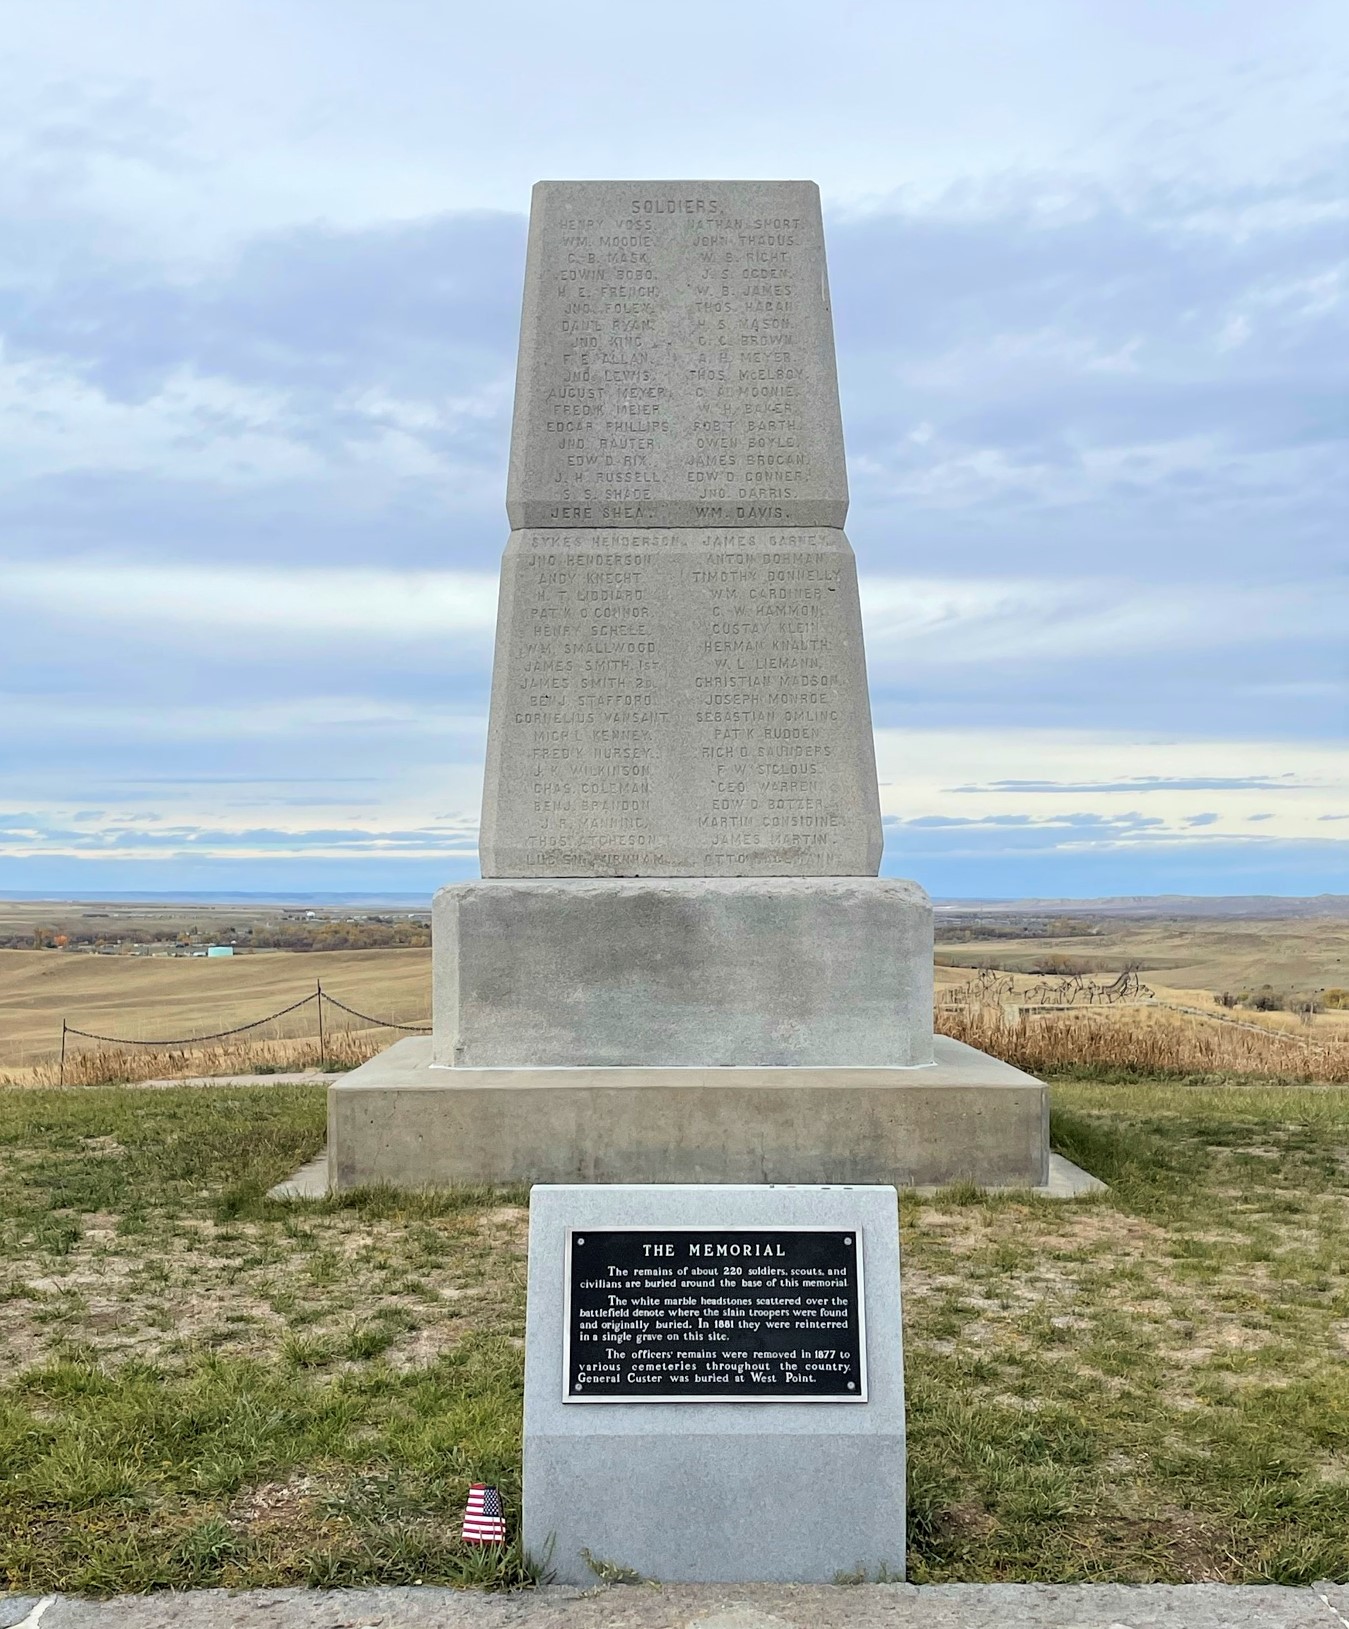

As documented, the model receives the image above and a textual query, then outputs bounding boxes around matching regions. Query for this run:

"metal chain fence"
[59,980,430,1083]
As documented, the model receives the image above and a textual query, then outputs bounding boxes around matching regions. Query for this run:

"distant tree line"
[935,915,1103,944]
[247,920,430,951]
[7,917,430,953]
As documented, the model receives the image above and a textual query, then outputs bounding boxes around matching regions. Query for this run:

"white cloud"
[860,575,1349,666]
[2,562,499,638]
[0,354,319,484]
[0,350,510,492]
[0,693,488,743]
[876,727,1349,845]
[1,3,1345,894]
[4,721,1344,869]
[3,0,1342,251]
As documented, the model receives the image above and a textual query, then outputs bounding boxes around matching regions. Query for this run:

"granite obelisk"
[482,180,876,879]
[435,180,933,1069]
[328,182,1050,1192]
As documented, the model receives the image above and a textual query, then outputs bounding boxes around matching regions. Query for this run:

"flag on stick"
[461,1483,507,1545]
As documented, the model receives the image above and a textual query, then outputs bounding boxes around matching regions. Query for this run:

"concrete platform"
[327,1035,1049,1192]
[274,1147,1103,1203]
[1040,1151,1108,1198]
[266,1151,330,1201]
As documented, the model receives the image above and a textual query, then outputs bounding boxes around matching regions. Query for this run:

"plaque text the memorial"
[565,1227,865,1401]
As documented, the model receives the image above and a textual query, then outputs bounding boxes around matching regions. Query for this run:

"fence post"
[60,1020,67,1087]
[316,979,325,1063]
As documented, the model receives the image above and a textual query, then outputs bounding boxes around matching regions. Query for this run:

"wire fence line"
[62,992,323,1047]
[940,967,1330,1056]
[1149,999,1324,1051]
[59,980,431,1083]
[315,990,430,1032]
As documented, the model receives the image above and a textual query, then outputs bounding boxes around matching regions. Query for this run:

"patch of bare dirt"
[224,1474,337,1541]
[0,1208,528,1373]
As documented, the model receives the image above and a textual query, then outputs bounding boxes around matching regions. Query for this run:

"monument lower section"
[326,1035,1049,1192]
[433,876,932,1069]
[479,527,881,878]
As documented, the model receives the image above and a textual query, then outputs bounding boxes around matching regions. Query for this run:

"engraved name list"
[508,180,848,530]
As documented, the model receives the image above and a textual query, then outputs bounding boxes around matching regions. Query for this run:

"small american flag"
[461,1483,507,1545]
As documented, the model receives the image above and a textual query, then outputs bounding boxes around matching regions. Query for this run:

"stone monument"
[522,1182,906,1583]
[328,181,1049,1191]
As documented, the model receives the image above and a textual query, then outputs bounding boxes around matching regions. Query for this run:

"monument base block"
[327,1036,1049,1192]
[433,877,933,1069]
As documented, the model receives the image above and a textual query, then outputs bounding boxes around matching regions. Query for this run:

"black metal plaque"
[564,1227,865,1402]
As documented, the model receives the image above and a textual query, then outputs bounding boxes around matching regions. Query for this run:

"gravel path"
[3,1582,1347,1628]
[133,1071,338,1089]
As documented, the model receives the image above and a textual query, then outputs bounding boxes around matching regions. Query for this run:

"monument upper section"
[506,180,848,530]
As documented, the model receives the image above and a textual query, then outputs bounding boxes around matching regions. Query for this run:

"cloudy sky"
[1,0,1346,899]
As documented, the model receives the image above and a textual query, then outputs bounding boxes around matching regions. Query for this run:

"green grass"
[902,1077,1349,1583]
[0,1085,534,1593]
[0,1077,1347,1593]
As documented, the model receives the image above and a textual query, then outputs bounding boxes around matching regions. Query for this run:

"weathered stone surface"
[479,527,880,878]
[327,1035,1050,1192]
[522,1184,905,1583]
[507,180,847,530]
[433,878,931,1068]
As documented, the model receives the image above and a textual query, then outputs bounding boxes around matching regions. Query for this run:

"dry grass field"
[0,898,300,940]
[938,1003,1349,1083]
[0,946,430,1081]
[4,901,1349,1085]
[935,912,1349,1003]
[932,911,1349,1082]
[3,900,1349,1591]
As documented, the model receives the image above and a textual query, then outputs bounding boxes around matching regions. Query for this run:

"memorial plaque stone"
[565,1228,865,1401]
[524,1184,906,1584]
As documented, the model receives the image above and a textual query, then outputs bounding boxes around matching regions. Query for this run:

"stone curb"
[3,1582,1347,1628]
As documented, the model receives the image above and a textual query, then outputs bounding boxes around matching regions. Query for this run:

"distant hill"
[3,889,1348,919]
[0,891,433,906]
[933,895,1349,919]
